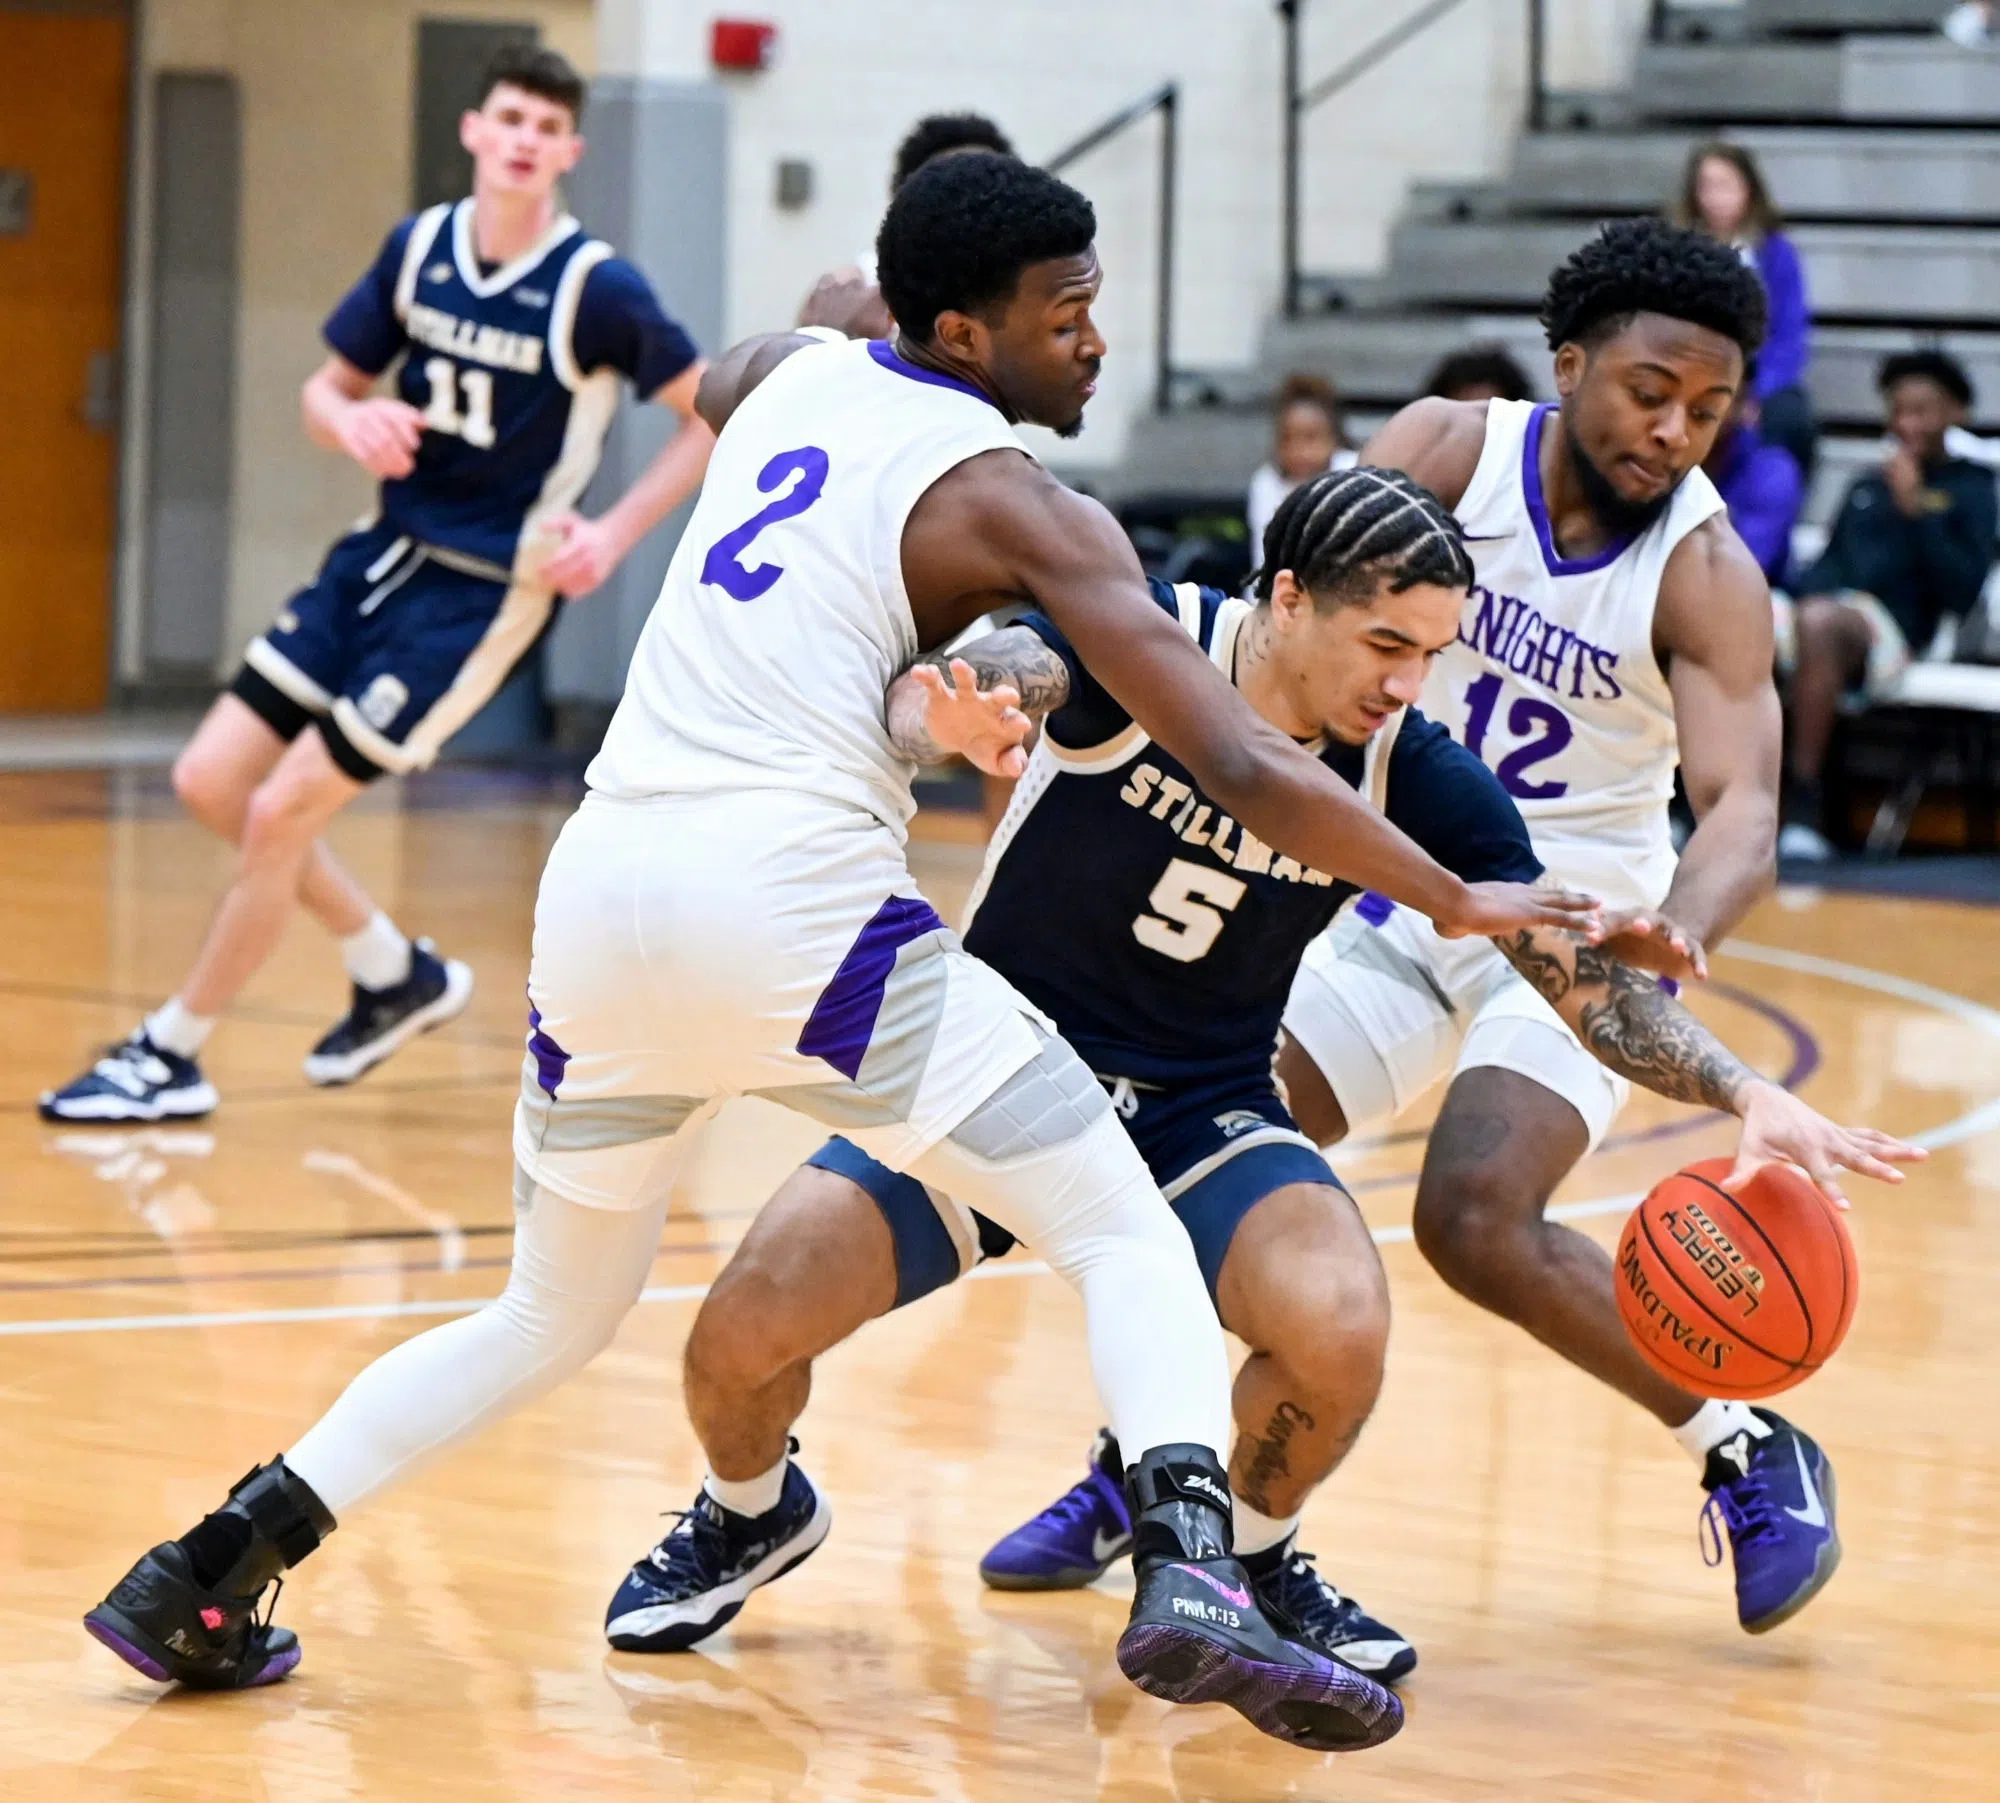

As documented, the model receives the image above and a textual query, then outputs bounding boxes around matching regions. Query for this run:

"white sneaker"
[1777,822,1835,861]
[1942,2,1992,47]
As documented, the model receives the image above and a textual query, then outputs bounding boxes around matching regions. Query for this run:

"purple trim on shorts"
[526,1004,570,1098]
[1354,891,1395,928]
[867,338,1002,411]
[797,894,946,1080]
[1522,405,1638,577]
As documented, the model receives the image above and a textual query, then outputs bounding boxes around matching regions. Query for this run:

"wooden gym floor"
[2,766,1997,1801]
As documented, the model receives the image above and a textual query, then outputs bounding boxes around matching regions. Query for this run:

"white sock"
[341,911,413,991]
[1233,1498,1301,1559]
[1670,1398,1771,1468]
[144,998,214,1059]
[703,1458,788,1520]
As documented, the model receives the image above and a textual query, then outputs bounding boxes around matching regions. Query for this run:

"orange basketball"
[1614,1156,1859,1399]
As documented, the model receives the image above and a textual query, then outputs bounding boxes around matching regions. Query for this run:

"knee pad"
[947,1030,1111,1163]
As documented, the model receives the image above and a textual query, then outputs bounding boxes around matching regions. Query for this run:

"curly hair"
[876,154,1095,343]
[1541,218,1766,358]
[1879,348,1974,409]
[1256,466,1473,609]
[890,112,1015,192]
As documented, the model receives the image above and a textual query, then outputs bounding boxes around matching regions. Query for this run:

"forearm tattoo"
[1495,929,1755,1113]
[887,625,1073,763]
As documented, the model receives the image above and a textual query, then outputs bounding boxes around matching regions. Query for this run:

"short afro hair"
[1541,218,1766,360]
[1879,348,1974,409]
[877,154,1095,344]
[891,112,1015,192]
[1424,344,1537,403]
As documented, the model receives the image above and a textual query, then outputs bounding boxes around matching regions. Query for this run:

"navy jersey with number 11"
[961,581,1544,1087]
[323,198,699,576]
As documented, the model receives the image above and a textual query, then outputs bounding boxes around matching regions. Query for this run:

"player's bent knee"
[686,1260,820,1393]
[1238,1247,1389,1400]
[1410,1166,1535,1300]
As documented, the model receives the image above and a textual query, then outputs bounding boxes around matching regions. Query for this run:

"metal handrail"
[1279,0,1551,316]
[1046,82,1180,414]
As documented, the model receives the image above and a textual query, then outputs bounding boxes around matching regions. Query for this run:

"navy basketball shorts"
[808,1066,1343,1310]
[230,521,554,782]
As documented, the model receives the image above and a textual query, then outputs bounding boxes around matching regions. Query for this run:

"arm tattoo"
[886,625,1073,763]
[1495,929,1756,1113]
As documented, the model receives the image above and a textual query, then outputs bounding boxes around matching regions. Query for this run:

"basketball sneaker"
[1241,1535,1417,1683]
[605,1461,832,1652]
[1115,1444,1402,1752]
[302,939,474,1086]
[1700,1408,1841,1633]
[980,1428,1132,1591]
[39,1031,218,1124]
[83,1459,333,1688]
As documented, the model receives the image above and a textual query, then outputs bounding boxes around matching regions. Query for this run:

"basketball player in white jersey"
[81,153,1586,1751]
[1279,220,1842,1635]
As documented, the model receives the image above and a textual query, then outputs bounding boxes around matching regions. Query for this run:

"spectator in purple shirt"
[1704,381,1804,588]
[1675,142,1816,479]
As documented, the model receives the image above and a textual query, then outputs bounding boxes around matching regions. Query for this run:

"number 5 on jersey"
[1133,857,1247,963]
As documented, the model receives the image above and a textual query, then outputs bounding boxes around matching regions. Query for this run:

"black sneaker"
[82,1459,333,1689]
[302,939,473,1086]
[1114,1445,1402,1753]
[40,1031,218,1123]
[1243,1535,1417,1683]
[605,1461,832,1653]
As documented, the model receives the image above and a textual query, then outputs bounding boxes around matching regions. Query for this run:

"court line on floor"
[5,939,1994,1339]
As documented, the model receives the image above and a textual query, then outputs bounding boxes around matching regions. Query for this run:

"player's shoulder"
[1360,396,1492,505]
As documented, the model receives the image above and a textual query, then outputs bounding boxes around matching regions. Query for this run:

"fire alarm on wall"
[711,19,777,70]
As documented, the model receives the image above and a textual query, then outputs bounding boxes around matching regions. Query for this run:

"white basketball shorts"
[513,790,1049,1210]
[1281,897,1627,1152]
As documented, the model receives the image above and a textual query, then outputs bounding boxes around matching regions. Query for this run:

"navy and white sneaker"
[1701,1408,1841,1633]
[302,939,473,1086]
[39,1032,218,1124]
[980,1429,1133,1591]
[605,1461,832,1652]
[1243,1536,1417,1683]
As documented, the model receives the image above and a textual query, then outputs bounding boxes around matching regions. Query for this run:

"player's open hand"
[1726,1079,1927,1207]
[539,512,626,599]
[798,269,893,341]
[1438,880,1602,941]
[906,659,1034,778]
[1597,908,1708,983]
[337,398,424,480]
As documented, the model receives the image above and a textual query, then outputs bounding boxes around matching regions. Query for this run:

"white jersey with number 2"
[1419,398,1724,908]
[588,335,1025,835]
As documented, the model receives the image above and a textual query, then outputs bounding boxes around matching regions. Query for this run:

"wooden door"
[0,10,128,712]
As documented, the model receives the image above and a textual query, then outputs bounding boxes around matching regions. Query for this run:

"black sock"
[1784,777,1823,828]
[1237,1537,1293,1579]
[178,1510,254,1592]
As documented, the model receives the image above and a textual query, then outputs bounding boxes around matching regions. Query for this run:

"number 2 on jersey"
[419,358,495,450]
[1132,858,1247,963]
[701,446,830,601]
[1461,671,1573,800]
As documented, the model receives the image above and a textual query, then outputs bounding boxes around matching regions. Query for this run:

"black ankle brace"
[193,1460,337,1595]
[1125,1443,1234,1564]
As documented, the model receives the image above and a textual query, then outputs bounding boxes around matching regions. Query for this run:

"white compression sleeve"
[912,1107,1231,1459]
[286,1176,666,1517]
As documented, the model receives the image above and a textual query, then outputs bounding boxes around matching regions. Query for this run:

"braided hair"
[1254,466,1472,609]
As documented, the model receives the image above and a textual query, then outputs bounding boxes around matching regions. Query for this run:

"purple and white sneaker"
[979,1429,1132,1591]
[1701,1408,1841,1633]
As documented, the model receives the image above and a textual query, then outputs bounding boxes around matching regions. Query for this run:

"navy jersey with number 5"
[323,198,699,575]
[961,581,1544,1086]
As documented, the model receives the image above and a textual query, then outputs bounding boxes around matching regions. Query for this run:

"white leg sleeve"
[286,1171,666,1516]
[910,1056,1231,1460]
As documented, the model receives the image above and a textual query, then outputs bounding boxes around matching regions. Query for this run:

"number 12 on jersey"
[1460,671,1573,800]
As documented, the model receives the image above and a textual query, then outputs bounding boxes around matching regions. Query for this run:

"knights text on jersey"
[1418,399,1724,902]
[961,581,1542,1086]
[323,199,699,574]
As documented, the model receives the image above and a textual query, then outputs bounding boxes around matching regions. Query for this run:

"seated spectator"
[1705,380,1803,587]
[1423,344,1536,404]
[1775,350,1999,859]
[1245,374,1357,555]
[1675,141,1817,479]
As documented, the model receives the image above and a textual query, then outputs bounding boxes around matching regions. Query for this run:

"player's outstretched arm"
[1492,924,1923,1201]
[1652,518,1782,949]
[941,461,1594,938]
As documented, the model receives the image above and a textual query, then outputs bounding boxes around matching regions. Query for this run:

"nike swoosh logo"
[1784,1440,1828,1528]
[1091,1529,1129,1562]
[1175,1564,1251,1608]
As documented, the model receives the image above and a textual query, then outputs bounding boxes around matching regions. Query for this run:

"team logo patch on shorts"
[356,674,410,731]
[1213,1109,1266,1139]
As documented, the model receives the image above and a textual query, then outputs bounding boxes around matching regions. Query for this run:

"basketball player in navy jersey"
[42,44,711,1123]
[599,467,1916,1673]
